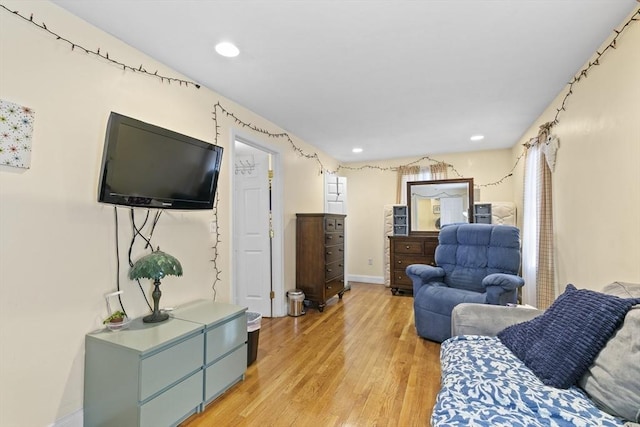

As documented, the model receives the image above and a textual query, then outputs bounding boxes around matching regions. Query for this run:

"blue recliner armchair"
[407,223,524,342]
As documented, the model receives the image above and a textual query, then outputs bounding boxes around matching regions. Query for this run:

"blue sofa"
[407,223,524,342]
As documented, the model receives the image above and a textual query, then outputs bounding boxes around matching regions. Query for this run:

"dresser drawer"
[140,370,202,427]
[394,255,432,269]
[140,333,204,401]
[205,345,247,404]
[393,240,424,254]
[205,313,247,364]
[325,232,344,246]
[325,217,336,231]
[325,261,344,281]
[335,217,345,231]
[325,277,344,297]
[393,270,413,286]
[325,245,344,263]
[424,240,438,254]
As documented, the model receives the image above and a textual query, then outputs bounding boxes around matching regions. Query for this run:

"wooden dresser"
[296,213,347,312]
[388,234,438,295]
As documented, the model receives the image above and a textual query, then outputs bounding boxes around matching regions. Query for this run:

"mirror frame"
[407,178,475,235]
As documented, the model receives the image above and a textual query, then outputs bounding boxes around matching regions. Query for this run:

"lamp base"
[143,311,170,323]
[142,281,169,323]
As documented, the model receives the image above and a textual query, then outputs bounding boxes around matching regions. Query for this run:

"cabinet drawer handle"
[339,248,344,252]
[327,269,333,272]
[339,235,344,239]
[397,260,403,264]
[327,251,333,255]
[327,235,333,240]
[405,245,410,249]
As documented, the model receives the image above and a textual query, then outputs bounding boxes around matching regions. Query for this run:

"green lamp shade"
[129,249,183,281]
[129,249,182,324]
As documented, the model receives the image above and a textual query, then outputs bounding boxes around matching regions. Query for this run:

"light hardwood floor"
[182,282,441,427]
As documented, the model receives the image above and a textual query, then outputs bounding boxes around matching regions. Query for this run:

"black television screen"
[98,112,223,210]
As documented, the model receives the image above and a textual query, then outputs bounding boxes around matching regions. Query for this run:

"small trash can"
[246,312,262,366]
[287,289,306,317]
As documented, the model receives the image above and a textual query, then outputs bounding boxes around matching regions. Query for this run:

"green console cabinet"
[84,301,247,427]
[172,300,248,407]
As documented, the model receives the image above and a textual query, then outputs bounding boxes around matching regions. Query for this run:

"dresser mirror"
[407,178,474,234]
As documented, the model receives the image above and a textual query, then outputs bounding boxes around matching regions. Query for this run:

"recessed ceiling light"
[215,42,240,58]
[352,148,363,153]
[470,135,485,142]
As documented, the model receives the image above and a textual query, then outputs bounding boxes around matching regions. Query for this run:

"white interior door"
[234,140,272,316]
[325,173,347,214]
[440,197,465,226]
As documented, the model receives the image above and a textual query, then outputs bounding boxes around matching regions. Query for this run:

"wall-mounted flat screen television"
[98,112,223,210]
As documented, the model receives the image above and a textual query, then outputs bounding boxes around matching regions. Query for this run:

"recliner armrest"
[482,273,525,290]
[406,264,445,294]
[451,303,543,337]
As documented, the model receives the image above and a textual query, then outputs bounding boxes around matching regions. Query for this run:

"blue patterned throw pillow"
[498,284,640,389]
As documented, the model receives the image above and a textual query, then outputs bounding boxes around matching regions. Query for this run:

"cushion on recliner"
[417,285,486,316]
[437,224,521,293]
[437,224,490,292]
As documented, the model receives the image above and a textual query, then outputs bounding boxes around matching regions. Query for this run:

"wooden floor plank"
[181,282,441,427]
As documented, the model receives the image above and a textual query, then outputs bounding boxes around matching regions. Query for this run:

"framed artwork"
[0,99,35,169]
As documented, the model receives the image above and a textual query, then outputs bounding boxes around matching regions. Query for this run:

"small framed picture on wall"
[0,99,35,169]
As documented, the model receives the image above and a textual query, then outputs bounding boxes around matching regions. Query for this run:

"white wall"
[0,2,336,425]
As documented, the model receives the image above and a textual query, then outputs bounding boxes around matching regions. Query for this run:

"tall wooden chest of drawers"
[296,213,347,312]
[388,234,438,295]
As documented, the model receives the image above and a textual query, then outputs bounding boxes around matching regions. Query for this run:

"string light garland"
[210,196,222,301]
[213,101,527,187]
[5,3,635,305]
[6,3,636,187]
[213,102,327,173]
[213,102,467,177]
[546,8,639,130]
[212,8,638,187]
[0,4,201,89]
[341,8,638,184]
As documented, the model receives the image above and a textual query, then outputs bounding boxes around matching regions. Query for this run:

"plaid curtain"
[430,162,449,180]
[396,165,421,203]
[523,129,556,309]
[396,163,449,204]
[536,130,556,308]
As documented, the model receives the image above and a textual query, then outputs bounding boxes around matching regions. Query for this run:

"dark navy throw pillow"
[498,284,640,389]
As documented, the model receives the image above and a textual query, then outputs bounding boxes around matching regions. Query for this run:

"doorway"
[232,133,284,317]
[324,172,349,290]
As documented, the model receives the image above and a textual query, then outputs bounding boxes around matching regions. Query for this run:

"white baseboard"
[347,274,385,285]
[48,409,82,427]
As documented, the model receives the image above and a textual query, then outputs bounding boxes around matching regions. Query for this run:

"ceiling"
[51,0,638,163]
